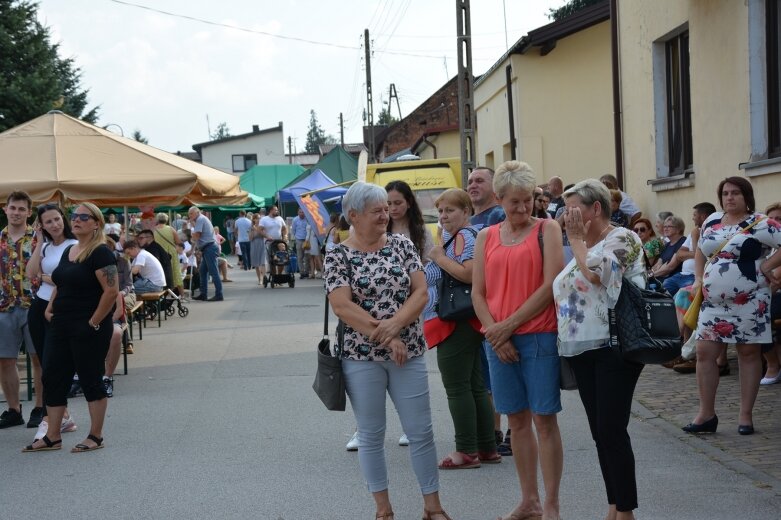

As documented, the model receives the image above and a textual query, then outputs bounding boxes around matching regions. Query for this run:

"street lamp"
[103,123,124,136]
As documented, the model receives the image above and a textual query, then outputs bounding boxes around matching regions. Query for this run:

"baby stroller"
[263,239,295,289]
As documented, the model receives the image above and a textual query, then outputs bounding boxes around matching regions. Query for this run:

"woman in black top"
[23,203,118,453]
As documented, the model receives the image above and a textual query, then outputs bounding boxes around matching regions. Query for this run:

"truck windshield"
[415,188,446,224]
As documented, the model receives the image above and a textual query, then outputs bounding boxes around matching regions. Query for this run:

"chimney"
[252,124,260,132]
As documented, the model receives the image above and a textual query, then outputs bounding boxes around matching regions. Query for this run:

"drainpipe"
[423,136,438,158]
[610,0,624,188]
[506,64,517,160]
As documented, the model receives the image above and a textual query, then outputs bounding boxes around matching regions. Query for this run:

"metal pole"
[456,0,476,187]
[340,113,344,147]
[365,29,375,163]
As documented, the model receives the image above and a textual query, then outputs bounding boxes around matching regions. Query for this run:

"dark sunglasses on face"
[70,213,95,222]
[633,227,647,232]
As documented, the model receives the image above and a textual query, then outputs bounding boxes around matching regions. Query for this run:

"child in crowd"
[271,241,289,275]
[609,189,629,228]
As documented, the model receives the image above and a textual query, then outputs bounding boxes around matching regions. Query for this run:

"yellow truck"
[365,157,462,241]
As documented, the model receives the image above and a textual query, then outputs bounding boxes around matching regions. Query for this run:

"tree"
[547,0,603,21]
[210,122,230,140]
[305,109,327,154]
[0,0,99,132]
[132,129,148,144]
[377,107,398,126]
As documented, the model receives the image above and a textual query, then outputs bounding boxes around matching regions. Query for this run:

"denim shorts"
[484,331,561,415]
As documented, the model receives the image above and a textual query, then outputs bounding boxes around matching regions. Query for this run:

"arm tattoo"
[100,265,118,288]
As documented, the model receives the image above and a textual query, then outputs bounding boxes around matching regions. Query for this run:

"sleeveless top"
[483,220,557,335]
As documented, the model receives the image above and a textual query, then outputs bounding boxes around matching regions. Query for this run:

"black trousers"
[44,315,112,406]
[569,347,644,512]
[27,297,51,413]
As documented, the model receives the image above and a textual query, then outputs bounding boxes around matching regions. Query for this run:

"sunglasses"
[633,227,648,232]
[70,213,95,222]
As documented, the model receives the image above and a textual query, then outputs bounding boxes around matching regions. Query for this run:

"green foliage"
[0,0,99,132]
[547,0,604,21]
[210,122,230,140]
[377,107,398,126]
[305,109,327,154]
[132,129,148,144]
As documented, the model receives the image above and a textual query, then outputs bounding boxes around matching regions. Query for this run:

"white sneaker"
[399,433,409,446]
[61,415,78,433]
[34,419,48,441]
[346,431,359,451]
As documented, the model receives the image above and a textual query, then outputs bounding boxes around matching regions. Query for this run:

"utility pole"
[389,84,402,120]
[288,136,293,164]
[456,0,476,187]
[339,113,345,147]
[364,29,375,163]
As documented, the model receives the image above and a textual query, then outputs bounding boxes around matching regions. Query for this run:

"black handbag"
[436,228,478,321]
[608,275,682,364]
[312,248,351,411]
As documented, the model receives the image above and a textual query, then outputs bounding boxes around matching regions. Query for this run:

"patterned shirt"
[324,234,425,361]
[0,226,38,312]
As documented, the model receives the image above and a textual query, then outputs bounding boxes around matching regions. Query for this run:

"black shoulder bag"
[436,227,479,321]
[608,270,682,364]
[312,247,351,411]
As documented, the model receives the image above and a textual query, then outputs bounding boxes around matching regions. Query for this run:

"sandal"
[375,512,394,519]
[71,434,104,453]
[22,435,62,452]
[478,450,502,464]
[423,510,453,520]
[438,451,481,470]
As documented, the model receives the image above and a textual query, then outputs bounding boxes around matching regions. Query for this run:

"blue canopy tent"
[276,169,348,203]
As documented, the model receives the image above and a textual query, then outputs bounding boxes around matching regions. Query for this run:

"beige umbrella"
[0,111,247,207]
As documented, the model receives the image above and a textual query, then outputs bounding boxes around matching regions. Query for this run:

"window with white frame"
[232,154,257,173]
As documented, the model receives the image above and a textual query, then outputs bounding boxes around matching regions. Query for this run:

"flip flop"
[71,434,104,453]
[22,435,62,452]
[438,452,481,470]
[478,450,502,464]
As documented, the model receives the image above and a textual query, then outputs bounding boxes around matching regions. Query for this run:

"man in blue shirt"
[188,207,223,301]
[468,167,505,229]
[290,208,310,278]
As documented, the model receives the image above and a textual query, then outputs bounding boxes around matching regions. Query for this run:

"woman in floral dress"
[683,177,781,436]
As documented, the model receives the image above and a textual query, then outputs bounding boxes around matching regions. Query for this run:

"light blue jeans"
[343,355,439,494]
[133,277,163,294]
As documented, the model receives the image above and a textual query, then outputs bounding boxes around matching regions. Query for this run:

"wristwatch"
[88,320,100,331]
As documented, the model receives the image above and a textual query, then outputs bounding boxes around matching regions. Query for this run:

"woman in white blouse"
[552,180,646,520]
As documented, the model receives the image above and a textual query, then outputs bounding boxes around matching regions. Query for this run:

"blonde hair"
[609,189,623,204]
[435,188,473,215]
[493,161,536,198]
[74,202,107,263]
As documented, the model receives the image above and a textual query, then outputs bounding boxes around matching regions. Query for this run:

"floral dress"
[696,212,781,344]
[324,234,425,361]
[553,227,645,357]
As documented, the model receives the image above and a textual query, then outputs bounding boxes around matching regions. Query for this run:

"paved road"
[2,266,780,519]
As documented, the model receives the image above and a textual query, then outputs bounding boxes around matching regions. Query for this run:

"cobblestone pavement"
[634,349,781,485]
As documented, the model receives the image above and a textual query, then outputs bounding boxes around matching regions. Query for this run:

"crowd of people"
[322,166,781,520]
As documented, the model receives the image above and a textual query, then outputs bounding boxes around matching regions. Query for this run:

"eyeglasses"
[633,227,647,232]
[70,213,95,222]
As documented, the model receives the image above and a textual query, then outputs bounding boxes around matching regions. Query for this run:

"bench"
[128,301,144,341]
[138,291,166,328]
[119,322,130,375]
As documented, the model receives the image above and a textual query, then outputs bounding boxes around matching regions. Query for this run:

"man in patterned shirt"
[0,191,38,428]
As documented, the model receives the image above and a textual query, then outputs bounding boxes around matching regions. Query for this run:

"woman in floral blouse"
[552,179,646,520]
[324,182,452,520]
[683,177,781,436]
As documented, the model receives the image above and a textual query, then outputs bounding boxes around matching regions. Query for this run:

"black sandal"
[71,434,104,453]
[22,435,62,452]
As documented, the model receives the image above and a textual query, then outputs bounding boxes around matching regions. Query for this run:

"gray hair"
[156,212,169,224]
[493,161,537,198]
[665,215,686,234]
[656,211,673,224]
[563,179,612,219]
[341,181,388,225]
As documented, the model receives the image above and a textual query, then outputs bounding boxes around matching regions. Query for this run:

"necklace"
[586,223,612,248]
[502,220,533,243]
[721,212,750,226]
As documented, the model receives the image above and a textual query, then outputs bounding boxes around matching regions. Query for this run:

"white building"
[192,122,285,175]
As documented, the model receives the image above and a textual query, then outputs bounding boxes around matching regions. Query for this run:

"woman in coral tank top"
[472,161,564,520]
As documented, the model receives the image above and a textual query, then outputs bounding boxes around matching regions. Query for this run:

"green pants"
[436,321,496,453]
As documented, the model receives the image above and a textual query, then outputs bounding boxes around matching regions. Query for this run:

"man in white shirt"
[260,206,287,242]
[234,210,253,270]
[124,239,166,294]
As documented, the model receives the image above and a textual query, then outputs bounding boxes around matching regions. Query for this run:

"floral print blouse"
[0,226,38,312]
[553,227,646,357]
[324,233,426,361]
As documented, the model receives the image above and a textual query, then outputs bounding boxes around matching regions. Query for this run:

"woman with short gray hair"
[492,160,536,199]
[325,182,452,520]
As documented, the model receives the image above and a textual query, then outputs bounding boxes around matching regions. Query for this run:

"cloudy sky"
[37,0,567,154]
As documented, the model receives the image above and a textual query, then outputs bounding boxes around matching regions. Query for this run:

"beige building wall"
[618,0,780,229]
[416,131,461,160]
[475,22,614,186]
